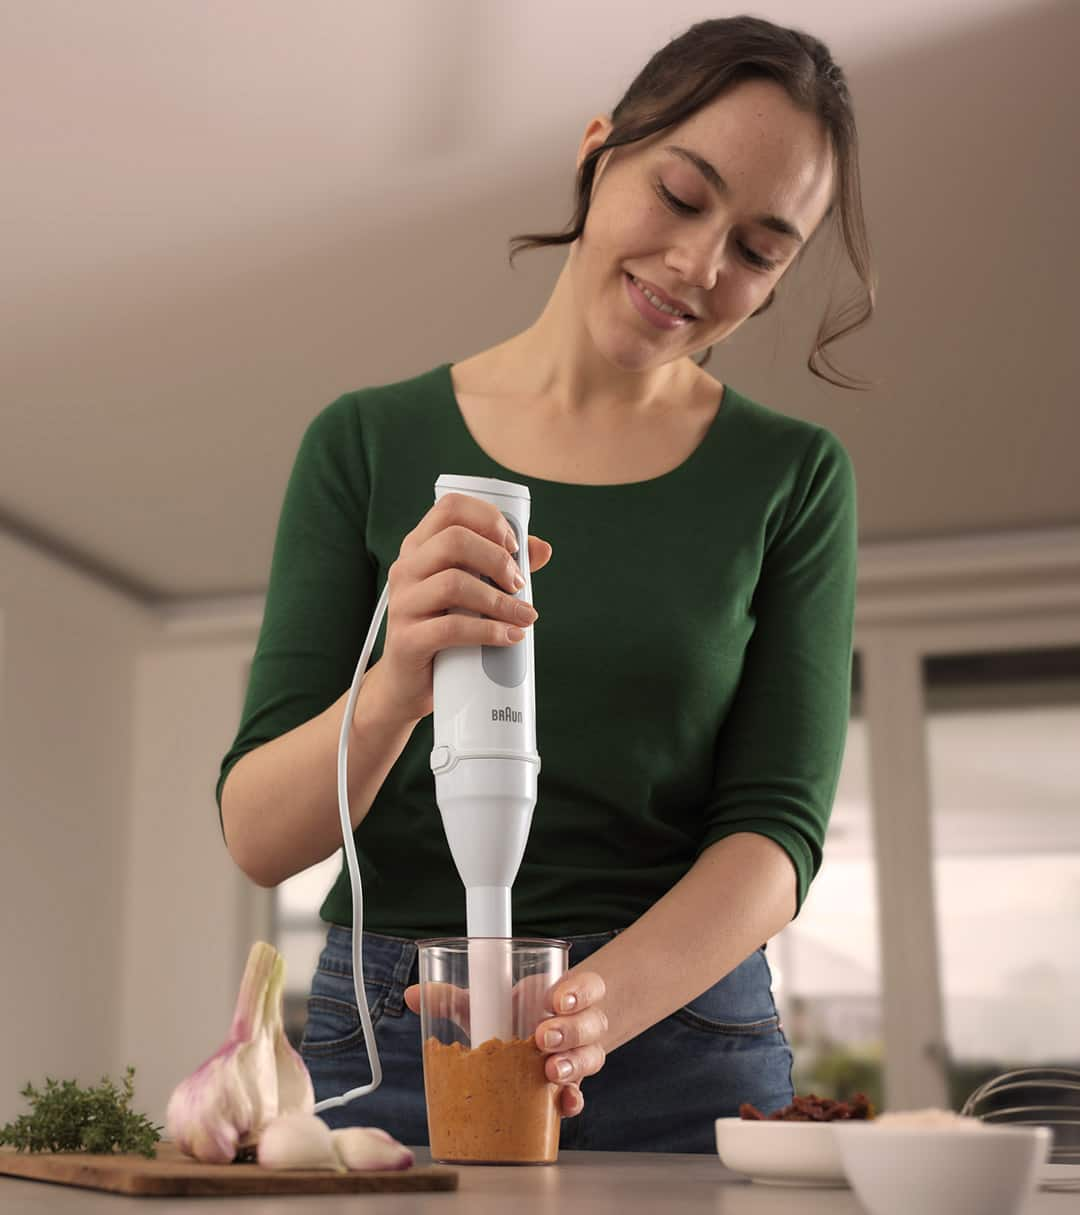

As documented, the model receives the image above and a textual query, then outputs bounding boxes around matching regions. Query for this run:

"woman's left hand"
[403,969,608,1118]
[535,970,608,1118]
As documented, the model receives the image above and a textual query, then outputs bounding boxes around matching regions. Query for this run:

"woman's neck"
[489,259,699,420]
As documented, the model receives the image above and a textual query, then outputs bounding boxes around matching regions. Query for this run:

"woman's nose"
[665,226,736,294]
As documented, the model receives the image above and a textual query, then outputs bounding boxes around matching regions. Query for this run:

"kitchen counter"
[1,1149,1073,1213]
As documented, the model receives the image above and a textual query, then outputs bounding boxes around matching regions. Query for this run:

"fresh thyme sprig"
[0,1066,162,1157]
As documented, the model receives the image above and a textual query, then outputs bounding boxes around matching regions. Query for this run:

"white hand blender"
[315,474,540,1113]
[429,475,540,1046]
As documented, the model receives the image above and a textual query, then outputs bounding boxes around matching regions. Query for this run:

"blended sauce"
[423,1036,559,1163]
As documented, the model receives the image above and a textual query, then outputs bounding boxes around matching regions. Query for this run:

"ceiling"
[3,0,1077,603]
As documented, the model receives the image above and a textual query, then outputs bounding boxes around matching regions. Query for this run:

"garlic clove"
[361,1127,397,1143]
[234,1020,280,1149]
[258,1113,344,1172]
[166,1044,253,1164]
[168,1030,272,1161]
[331,1126,414,1171]
[269,958,315,1119]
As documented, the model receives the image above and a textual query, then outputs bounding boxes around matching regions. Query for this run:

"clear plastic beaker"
[417,937,569,1164]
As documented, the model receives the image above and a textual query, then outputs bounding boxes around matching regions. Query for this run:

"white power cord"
[312,581,391,1113]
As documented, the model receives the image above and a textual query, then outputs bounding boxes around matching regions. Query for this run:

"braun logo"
[492,706,523,723]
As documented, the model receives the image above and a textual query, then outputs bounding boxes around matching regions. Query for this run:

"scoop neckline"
[439,361,729,490]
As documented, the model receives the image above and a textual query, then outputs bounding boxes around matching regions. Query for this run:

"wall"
[0,529,267,1128]
[120,629,270,1123]
[0,529,149,1123]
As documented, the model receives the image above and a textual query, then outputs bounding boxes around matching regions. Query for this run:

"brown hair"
[507,15,876,390]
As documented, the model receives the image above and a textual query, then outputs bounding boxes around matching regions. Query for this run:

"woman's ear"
[576,115,615,176]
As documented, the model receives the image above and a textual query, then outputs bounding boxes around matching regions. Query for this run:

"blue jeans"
[300,925,794,1153]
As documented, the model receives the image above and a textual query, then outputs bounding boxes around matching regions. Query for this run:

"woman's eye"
[656,182,697,215]
[738,242,777,272]
[656,181,778,273]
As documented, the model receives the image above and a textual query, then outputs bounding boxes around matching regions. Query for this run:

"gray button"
[482,513,527,688]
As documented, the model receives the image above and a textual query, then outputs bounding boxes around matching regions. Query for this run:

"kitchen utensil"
[317,476,540,1113]
[419,937,567,1164]
[0,1143,456,1197]
[962,1066,1080,1190]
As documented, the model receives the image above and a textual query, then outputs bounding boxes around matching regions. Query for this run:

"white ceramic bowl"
[714,1117,847,1187]
[832,1122,1052,1215]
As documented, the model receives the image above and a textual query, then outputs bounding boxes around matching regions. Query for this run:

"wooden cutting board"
[0,1142,458,1196]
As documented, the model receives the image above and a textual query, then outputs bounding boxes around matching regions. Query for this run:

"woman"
[217,15,875,1153]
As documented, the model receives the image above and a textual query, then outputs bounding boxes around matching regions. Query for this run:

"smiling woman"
[217,13,873,1157]
[507,16,875,388]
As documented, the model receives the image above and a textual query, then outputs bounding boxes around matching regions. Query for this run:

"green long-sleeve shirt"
[217,362,857,938]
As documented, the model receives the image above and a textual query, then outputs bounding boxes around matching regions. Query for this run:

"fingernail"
[555,1058,572,1080]
[543,1029,564,1050]
[559,992,578,1013]
[505,529,519,554]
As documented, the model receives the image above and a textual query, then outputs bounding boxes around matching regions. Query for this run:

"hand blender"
[316,474,539,1112]
[429,475,541,1046]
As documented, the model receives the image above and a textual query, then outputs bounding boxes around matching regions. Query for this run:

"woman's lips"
[625,272,694,331]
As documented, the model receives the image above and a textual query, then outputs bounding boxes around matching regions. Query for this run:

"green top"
[217,362,857,938]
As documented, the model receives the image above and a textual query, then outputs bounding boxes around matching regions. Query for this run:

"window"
[925,647,1080,1108]
[275,851,341,1047]
[772,655,884,1108]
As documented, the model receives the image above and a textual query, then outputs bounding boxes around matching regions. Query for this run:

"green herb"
[0,1066,162,1157]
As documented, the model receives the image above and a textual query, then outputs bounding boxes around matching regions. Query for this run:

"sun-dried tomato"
[739,1092,874,1121]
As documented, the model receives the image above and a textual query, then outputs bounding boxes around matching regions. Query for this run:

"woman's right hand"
[370,491,553,727]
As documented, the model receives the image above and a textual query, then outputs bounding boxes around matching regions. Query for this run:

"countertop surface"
[1,1149,1074,1213]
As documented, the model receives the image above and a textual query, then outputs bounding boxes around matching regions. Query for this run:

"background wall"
[120,634,272,1122]
[0,534,148,1119]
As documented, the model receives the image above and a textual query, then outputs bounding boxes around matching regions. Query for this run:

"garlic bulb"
[332,1126,414,1171]
[166,941,315,1163]
[258,1113,343,1172]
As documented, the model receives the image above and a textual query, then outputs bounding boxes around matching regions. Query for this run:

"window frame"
[855,526,1080,1108]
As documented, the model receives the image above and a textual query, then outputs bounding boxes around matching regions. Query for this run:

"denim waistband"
[327,924,621,953]
[322,923,621,991]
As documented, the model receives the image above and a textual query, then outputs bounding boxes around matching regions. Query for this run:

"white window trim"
[855,525,1080,1109]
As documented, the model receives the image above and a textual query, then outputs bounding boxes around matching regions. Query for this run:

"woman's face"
[573,78,836,367]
